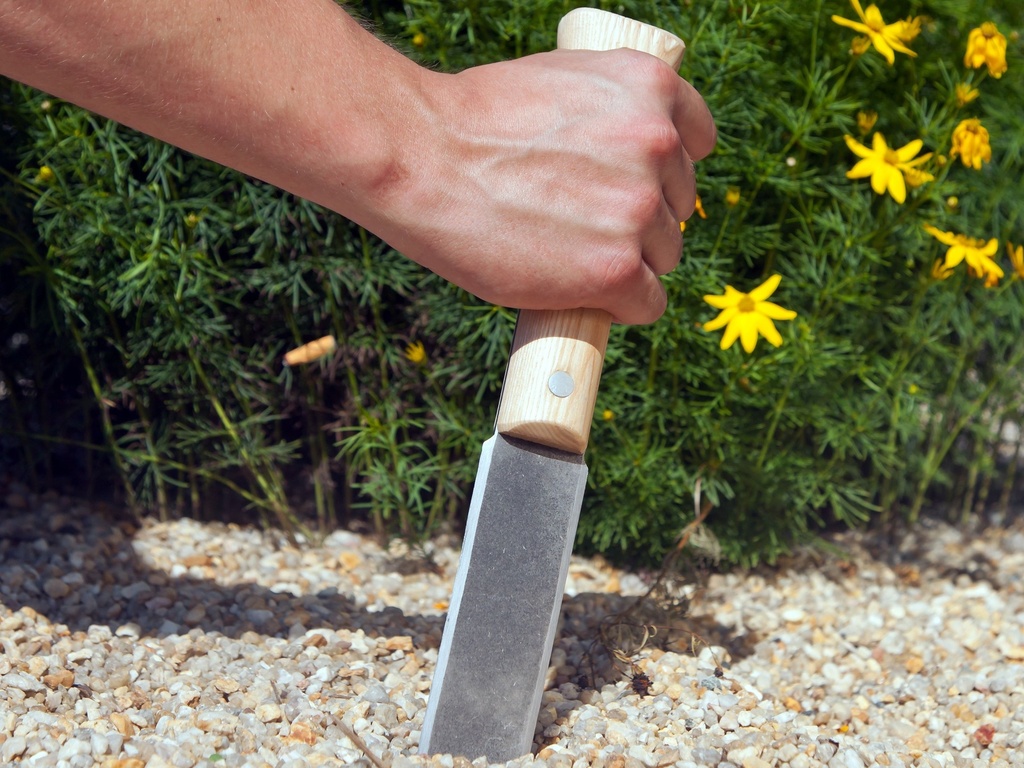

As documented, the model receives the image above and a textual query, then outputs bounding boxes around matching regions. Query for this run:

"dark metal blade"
[419,432,587,761]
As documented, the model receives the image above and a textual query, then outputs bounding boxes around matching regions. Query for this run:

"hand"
[374,48,716,324]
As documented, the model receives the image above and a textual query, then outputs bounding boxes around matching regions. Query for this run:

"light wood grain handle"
[494,9,685,455]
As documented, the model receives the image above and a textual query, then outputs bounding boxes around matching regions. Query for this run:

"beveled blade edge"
[419,434,496,749]
[419,433,588,762]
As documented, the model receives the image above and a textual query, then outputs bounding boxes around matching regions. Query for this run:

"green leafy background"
[2,0,1022,566]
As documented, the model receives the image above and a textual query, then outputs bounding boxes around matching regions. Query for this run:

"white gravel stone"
[3,492,1024,767]
[1,736,27,762]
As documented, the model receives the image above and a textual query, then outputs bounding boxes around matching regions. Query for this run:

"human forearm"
[0,0,431,226]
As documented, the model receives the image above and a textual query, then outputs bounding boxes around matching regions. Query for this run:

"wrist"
[333,60,461,274]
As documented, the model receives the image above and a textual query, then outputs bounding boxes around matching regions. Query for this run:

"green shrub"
[2,0,1022,565]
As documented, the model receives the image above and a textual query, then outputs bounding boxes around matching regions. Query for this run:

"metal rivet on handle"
[547,371,575,398]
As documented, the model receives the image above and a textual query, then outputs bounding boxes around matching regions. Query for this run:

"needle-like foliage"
[2,0,1022,565]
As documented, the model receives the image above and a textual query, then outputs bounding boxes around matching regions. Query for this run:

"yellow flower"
[903,167,934,188]
[832,1,917,65]
[955,83,980,107]
[946,196,959,209]
[964,22,1007,78]
[844,133,932,204]
[412,32,427,47]
[950,118,992,170]
[1008,242,1024,280]
[602,409,615,422]
[892,16,924,43]
[725,187,741,207]
[850,36,873,56]
[856,109,878,135]
[702,275,797,354]
[930,259,955,281]
[924,224,1002,286]
[404,341,427,364]
[681,194,707,233]
[36,166,55,183]
[974,264,1002,288]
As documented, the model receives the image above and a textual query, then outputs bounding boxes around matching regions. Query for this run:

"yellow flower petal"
[755,301,799,321]
[703,287,742,309]
[720,318,742,350]
[871,33,896,65]
[1008,242,1024,279]
[886,168,907,205]
[923,224,957,246]
[895,139,924,162]
[753,314,784,347]
[844,134,873,159]
[749,273,782,302]
[869,164,892,196]
[738,316,760,354]
[832,15,869,34]
[846,158,878,180]
[863,5,884,27]
[703,307,737,332]
[945,245,967,268]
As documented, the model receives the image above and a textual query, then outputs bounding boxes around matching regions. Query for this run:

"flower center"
[954,235,983,248]
[981,22,997,38]
[884,149,901,165]
[738,296,756,313]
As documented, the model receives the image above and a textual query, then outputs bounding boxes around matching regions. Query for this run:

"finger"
[673,78,717,161]
[594,248,669,326]
[642,198,685,276]
[607,265,668,326]
[660,139,696,227]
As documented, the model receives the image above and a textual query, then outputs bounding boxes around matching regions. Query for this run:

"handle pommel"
[494,10,685,455]
[556,8,685,68]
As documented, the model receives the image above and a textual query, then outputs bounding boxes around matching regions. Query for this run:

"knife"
[419,8,686,762]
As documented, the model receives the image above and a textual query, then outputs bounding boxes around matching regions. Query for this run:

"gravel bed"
[2,483,1023,768]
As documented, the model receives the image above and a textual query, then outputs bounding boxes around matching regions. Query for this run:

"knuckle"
[595,243,644,294]
[628,49,676,88]
[629,183,664,225]
[642,117,682,161]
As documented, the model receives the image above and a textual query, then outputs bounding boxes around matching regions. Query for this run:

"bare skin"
[0,0,715,324]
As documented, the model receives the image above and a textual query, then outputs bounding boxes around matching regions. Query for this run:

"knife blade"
[419,9,686,762]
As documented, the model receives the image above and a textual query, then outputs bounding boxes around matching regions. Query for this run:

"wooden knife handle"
[494,9,686,455]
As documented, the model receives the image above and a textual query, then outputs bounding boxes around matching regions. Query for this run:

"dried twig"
[584,480,721,688]
[336,719,387,768]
